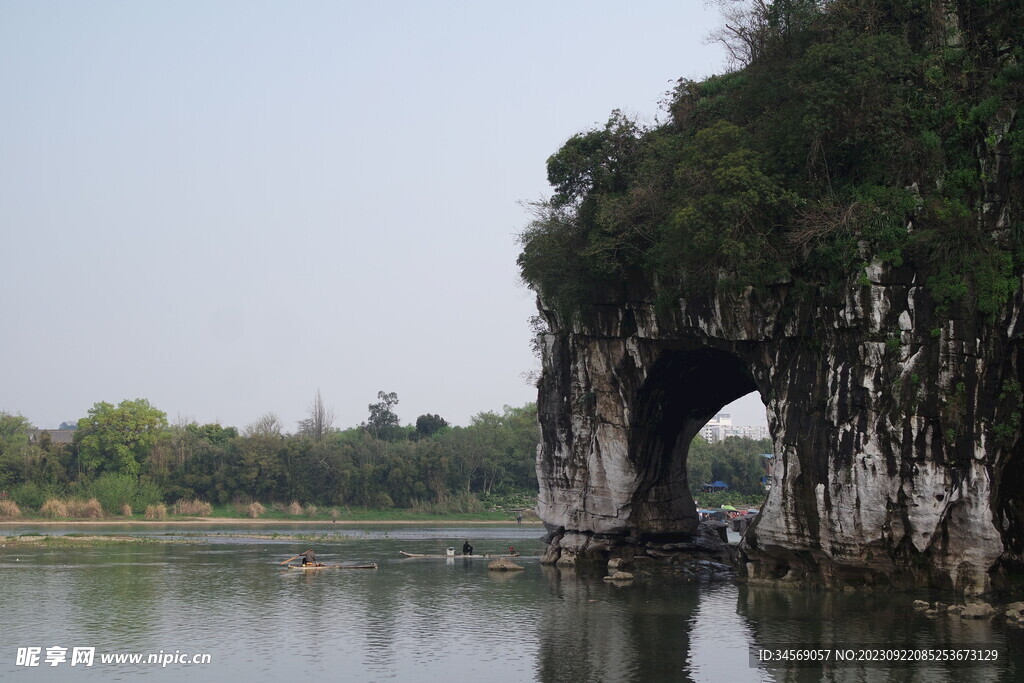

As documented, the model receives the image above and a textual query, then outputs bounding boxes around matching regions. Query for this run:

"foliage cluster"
[686,435,772,497]
[518,0,1023,321]
[0,400,539,516]
[1,404,769,518]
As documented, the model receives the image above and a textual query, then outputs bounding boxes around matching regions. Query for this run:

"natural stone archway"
[533,261,1024,594]
[626,348,757,536]
[518,0,1024,596]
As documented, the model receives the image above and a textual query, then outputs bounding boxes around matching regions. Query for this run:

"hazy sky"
[2,1,767,431]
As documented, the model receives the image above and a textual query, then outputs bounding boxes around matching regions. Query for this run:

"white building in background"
[700,413,732,442]
[699,413,769,443]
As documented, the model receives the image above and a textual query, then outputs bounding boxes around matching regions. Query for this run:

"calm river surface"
[1,524,1021,682]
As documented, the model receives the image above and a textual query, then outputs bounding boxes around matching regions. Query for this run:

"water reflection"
[738,585,1022,682]
[0,528,1020,682]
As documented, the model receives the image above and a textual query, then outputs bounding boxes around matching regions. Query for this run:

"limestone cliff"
[534,257,1024,593]
[524,1,1022,596]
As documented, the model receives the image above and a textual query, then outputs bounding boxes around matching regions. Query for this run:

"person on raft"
[462,541,473,556]
[299,549,318,566]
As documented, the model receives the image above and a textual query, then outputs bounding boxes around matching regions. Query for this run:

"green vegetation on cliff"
[519,0,1023,320]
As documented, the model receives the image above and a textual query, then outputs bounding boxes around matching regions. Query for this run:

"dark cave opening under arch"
[627,347,762,537]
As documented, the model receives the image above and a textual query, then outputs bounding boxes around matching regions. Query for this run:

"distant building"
[28,429,76,446]
[699,413,769,442]
[699,413,732,442]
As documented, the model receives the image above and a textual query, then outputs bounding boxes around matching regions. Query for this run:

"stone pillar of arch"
[534,266,1024,594]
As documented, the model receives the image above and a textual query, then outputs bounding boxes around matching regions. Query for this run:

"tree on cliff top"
[518,0,1023,321]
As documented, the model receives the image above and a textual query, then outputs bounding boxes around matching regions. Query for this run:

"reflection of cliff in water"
[532,570,1022,683]
[534,567,762,682]
[535,566,646,681]
[737,585,1021,682]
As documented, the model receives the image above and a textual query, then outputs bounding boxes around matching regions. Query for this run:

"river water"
[0,524,1020,682]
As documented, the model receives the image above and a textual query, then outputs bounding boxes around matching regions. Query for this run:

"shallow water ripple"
[1,526,1020,682]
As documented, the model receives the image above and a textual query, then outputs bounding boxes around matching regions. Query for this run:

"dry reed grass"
[304,504,318,518]
[173,499,213,516]
[287,501,302,516]
[145,504,167,519]
[40,499,70,518]
[247,502,265,518]
[68,498,104,518]
[120,503,133,517]
[0,499,22,519]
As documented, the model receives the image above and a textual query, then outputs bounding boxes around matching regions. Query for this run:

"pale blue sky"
[1,1,766,431]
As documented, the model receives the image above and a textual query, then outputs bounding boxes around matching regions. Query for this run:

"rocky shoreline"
[913,599,1024,628]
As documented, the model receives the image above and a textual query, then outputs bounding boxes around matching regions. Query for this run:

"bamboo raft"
[285,563,378,570]
[398,551,520,559]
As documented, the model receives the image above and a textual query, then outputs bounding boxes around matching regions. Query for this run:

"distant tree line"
[687,435,772,496]
[0,394,540,513]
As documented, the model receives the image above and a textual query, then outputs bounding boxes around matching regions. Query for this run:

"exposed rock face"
[534,259,1024,594]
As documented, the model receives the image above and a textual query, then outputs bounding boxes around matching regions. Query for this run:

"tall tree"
[0,412,35,487]
[415,413,448,439]
[297,390,335,442]
[365,391,400,441]
[244,413,284,438]
[76,399,168,475]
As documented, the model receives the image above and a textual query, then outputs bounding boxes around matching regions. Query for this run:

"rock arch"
[627,348,757,536]
[534,266,1023,594]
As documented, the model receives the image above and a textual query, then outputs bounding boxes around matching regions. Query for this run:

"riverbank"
[1,534,174,546]
[0,517,544,526]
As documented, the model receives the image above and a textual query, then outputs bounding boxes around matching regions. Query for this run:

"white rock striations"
[534,261,1024,594]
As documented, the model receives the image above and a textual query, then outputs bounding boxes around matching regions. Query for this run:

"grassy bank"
[0,489,539,525]
[0,504,540,525]
[1,534,170,547]
[197,504,522,523]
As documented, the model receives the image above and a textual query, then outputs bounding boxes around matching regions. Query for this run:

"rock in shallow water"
[488,558,524,571]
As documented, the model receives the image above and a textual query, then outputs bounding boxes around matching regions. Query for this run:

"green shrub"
[10,482,48,510]
[84,473,163,514]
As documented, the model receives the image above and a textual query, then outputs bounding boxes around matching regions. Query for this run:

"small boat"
[285,563,378,570]
[399,551,519,559]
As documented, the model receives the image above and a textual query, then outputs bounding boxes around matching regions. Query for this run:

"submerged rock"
[1005,601,1024,621]
[960,602,995,619]
[488,558,524,571]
